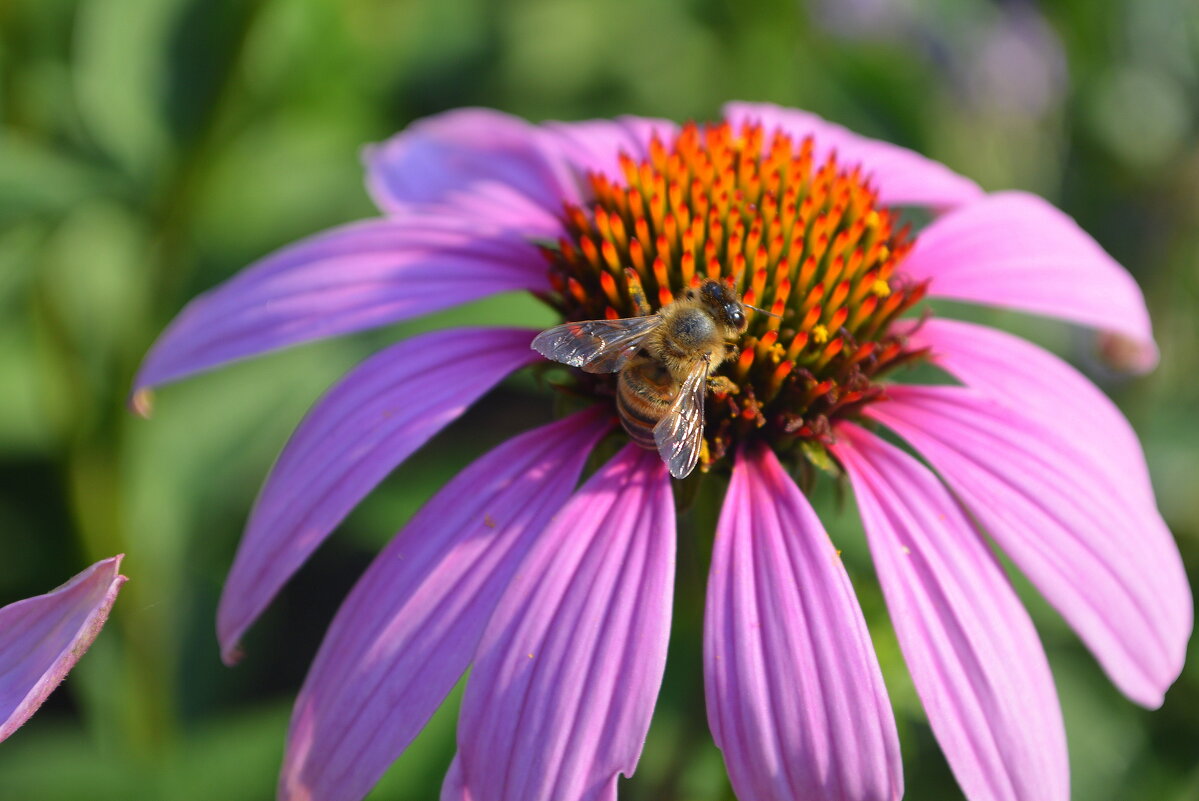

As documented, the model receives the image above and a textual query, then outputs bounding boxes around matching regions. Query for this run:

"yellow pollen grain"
[812,324,829,344]
[864,210,880,228]
[871,279,891,297]
[877,245,890,262]
[768,343,786,363]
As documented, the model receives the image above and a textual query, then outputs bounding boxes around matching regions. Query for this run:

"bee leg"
[624,268,652,316]
[707,375,739,394]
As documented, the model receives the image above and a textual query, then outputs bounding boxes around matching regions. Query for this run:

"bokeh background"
[1,0,1197,798]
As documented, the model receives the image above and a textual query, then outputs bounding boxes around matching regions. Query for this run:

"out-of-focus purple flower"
[0,556,126,743]
[133,102,1190,801]
[810,0,1068,119]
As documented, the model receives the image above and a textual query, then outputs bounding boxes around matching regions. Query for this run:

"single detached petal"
[453,445,674,801]
[705,444,902,801]
[833,424,1068,801]
[280,408,611,801]
[218,327,538,662]
[869,386,1192,707]
[0,556,127,743]
[904,317,1154,504]
[723,101,983,210]
[899,191,1158,369]
[363,107,575,229]
[132,216,548,399]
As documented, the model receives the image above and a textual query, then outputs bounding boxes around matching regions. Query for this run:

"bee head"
[698,280,748,333]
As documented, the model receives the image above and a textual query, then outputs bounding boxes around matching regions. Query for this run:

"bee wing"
[653,357,709,479]
[531,316,661,374]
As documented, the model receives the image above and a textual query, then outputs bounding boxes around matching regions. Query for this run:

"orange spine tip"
[799,255,818,290]
[829,280,850,311]
[610,212,628,249]
[827,306,849,332]
[680,251,695,284]
[786,331,809,361]
[802,304,823,330]
[635,218,651,250]
[742,288,757,307]
[594,207,611,241]
[580,236,601,268]
[601,239,621,271]
[751,266,767,299]
[707,257,722,280]
[658,286,674,306]
[848,294,879,330]
[604,305,620,320]
[599,270,620,306]
[629,238,647,273]
[653,254,670,288]
[568,277,587,304]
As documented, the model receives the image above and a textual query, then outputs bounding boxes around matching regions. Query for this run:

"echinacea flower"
[0,556,126,743]
[132,102,1191,801]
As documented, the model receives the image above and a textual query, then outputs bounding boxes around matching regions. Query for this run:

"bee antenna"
[745,303,782,319]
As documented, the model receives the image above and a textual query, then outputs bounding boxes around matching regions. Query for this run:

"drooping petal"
[0,556,127,743]
[279,408,611,801]
[723,101,983,210]
[705,443,902,801]
[131,216,549,399]
[833,424,1069,801]
[217,327,539,662]
[363,107,576,228]
[453,445,674,801]
[903,317,1154,504]
[899,191,1158,369]
[868,386,1191,707]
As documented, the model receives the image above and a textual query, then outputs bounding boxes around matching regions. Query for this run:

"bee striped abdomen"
[617,360,674,450]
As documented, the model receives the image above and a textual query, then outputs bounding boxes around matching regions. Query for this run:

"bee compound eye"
[729,307,746,328]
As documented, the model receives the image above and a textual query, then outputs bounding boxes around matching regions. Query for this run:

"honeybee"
[532,280,749,479]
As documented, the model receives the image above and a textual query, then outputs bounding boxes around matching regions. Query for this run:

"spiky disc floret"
[539,121,927,472]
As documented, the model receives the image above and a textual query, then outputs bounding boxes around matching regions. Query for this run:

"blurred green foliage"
[0,0,1197,798]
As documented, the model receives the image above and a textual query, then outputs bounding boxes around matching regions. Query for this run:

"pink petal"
[903,317,1154,505]
[218,327,538,663]
[0,556,127,743]
[441,755,471,801]
[833,424,1069,801]
[705,444,902,801]
[868,386,1192,707]
[279,408,611,801]
[723,101,983,210]
[453,445,674,801]
[131,216,549,399]
[539,116,679,187]
[899,191,1158,370]
[363,107,575,230]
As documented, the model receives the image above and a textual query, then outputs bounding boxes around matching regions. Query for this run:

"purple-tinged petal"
[705,444,902,801]
[538,116,679,187]
[868,386,1192,707]
[441,755,471,801]
[218,327,538,663]
[363,108,575,228]
[833,424,1069,801]
[0,556,127,743]
[903,317,1154,505]
[723,101,983,210]
[454,445,674,801]
[279,409,611,801]
[899,191,1158,370]
[131,216,549,401]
